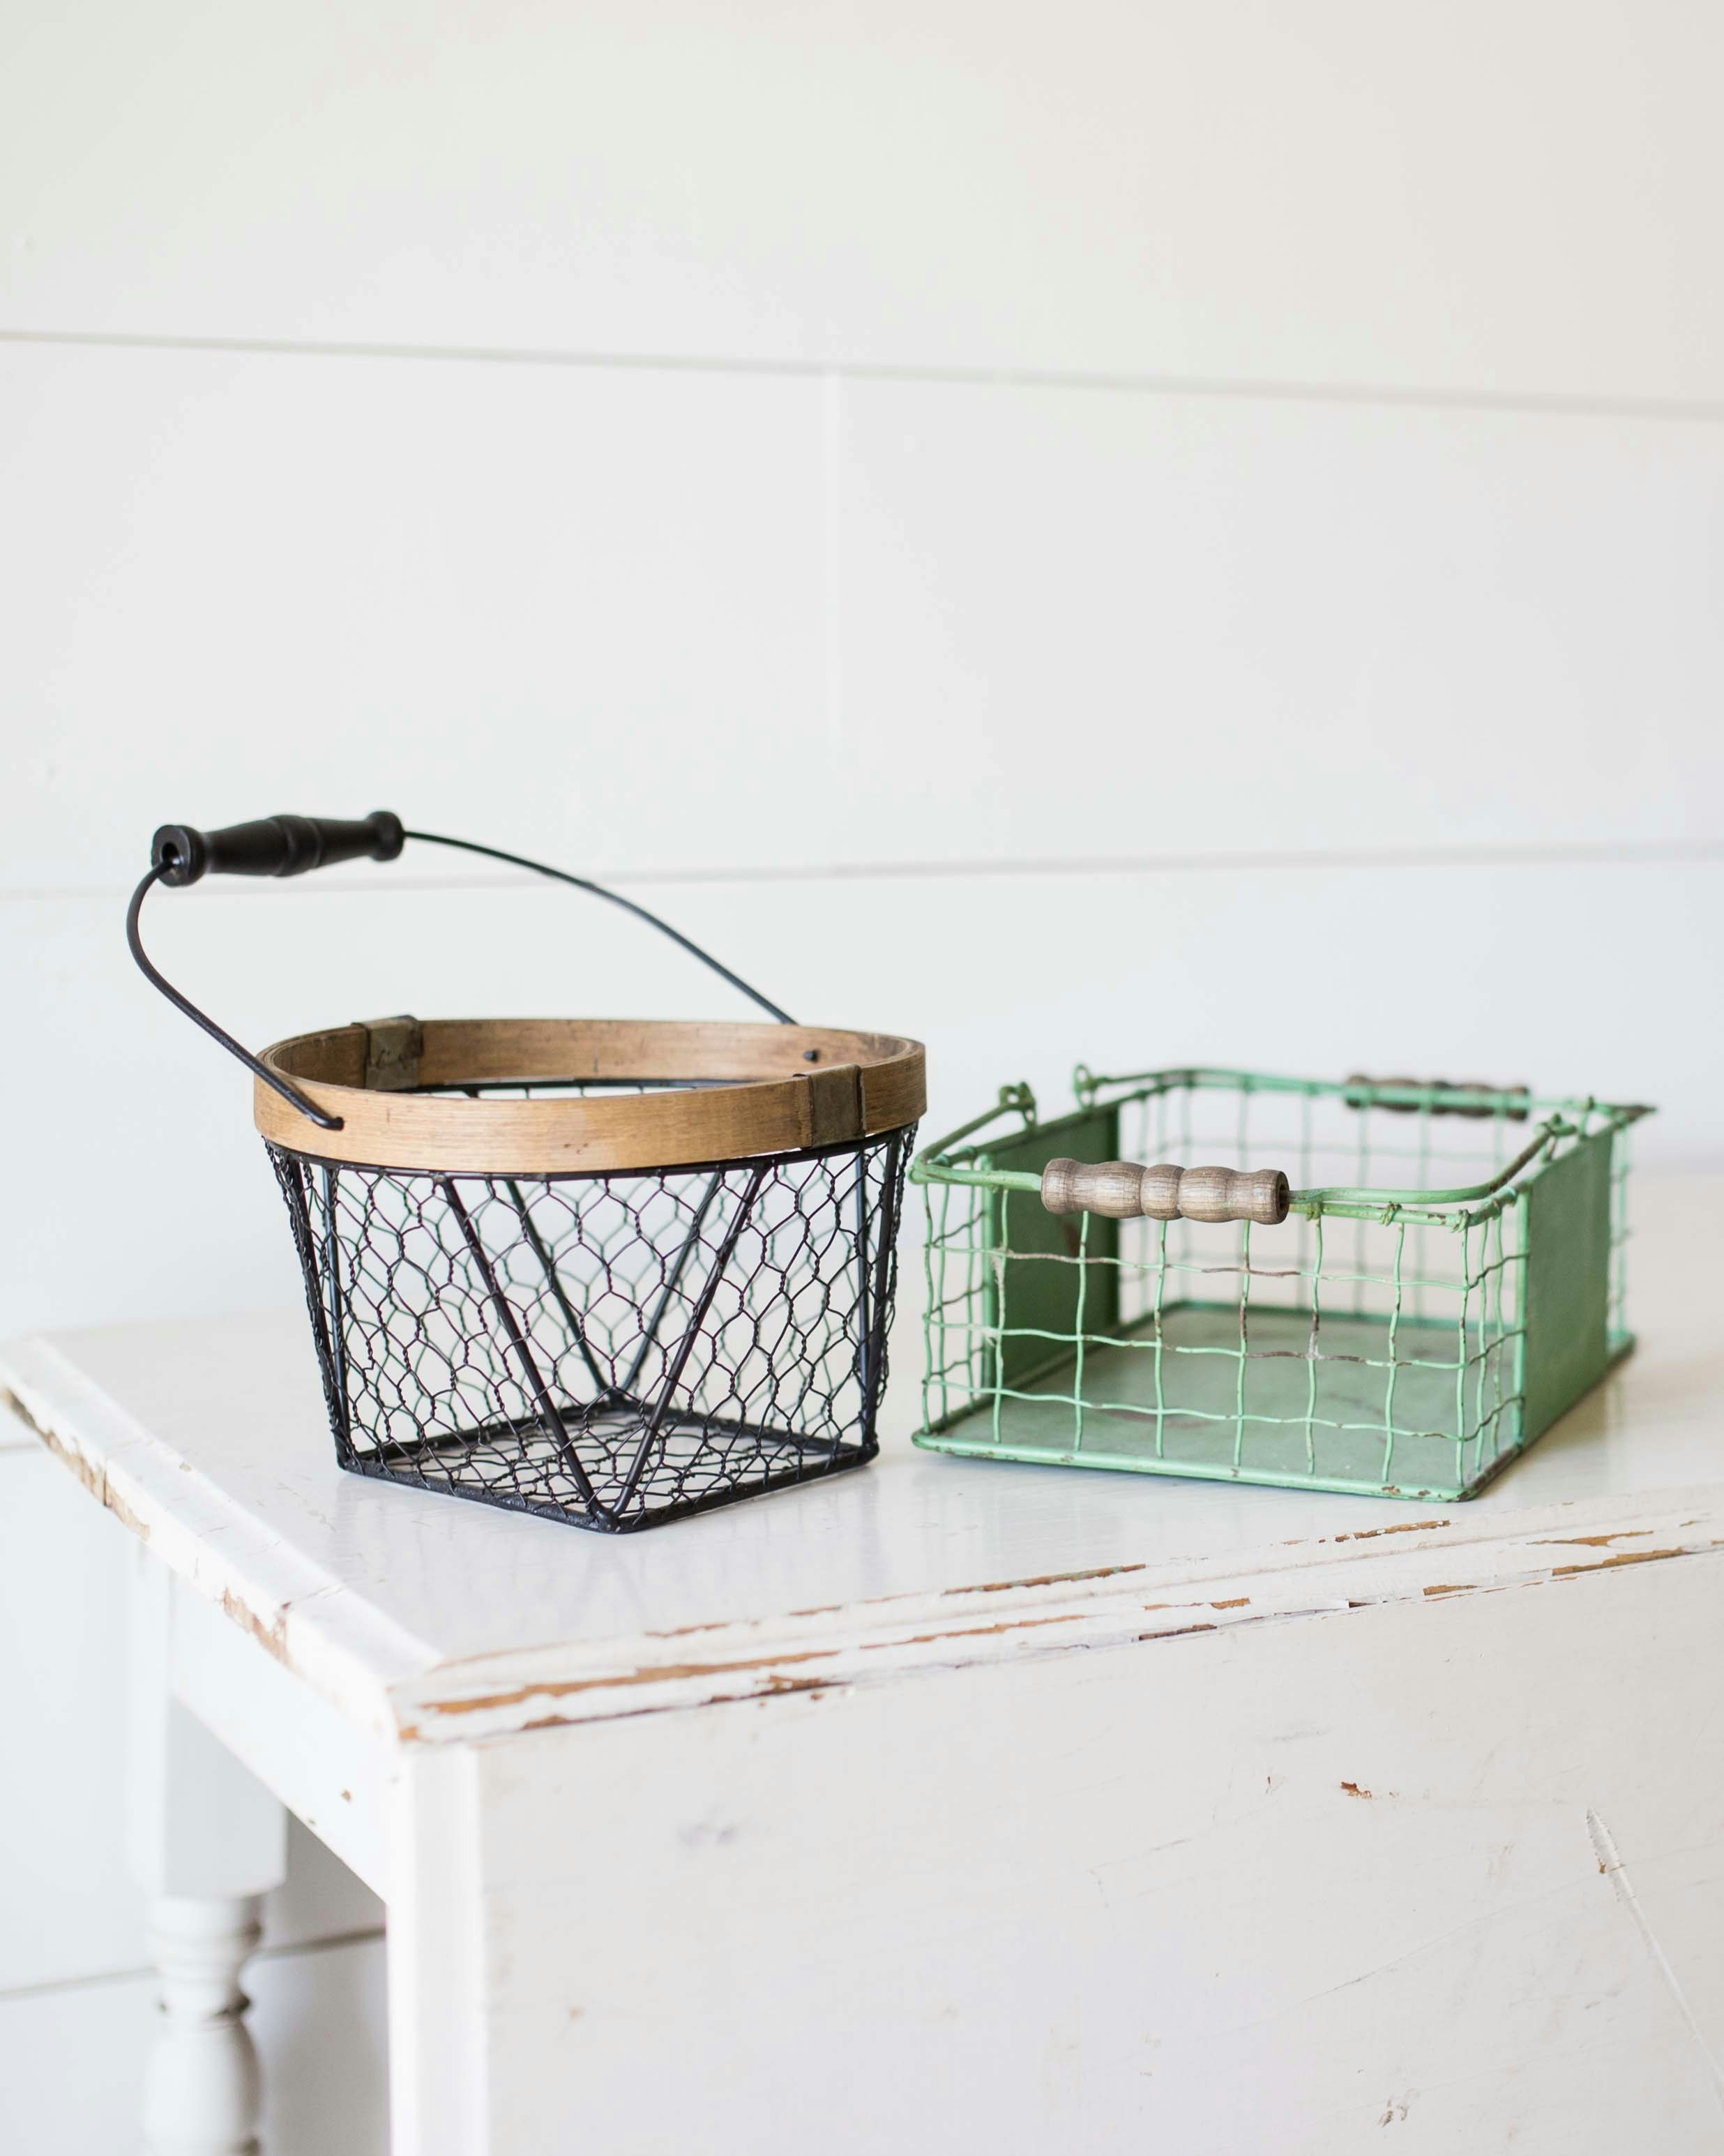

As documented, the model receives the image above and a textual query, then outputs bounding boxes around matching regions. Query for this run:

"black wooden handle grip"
[151,812,405,887]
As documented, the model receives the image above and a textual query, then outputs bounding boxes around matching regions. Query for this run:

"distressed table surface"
[6,1171,1723,2154]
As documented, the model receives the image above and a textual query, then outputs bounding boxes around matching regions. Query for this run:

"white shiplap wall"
[3,4,1721,2150]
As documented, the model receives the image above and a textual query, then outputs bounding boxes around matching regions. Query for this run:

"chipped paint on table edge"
[7,1334,1723,1751]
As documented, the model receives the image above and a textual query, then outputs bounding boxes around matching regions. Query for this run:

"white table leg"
[129,1551,287,2155]
[386,1744,487,2156]
[140,1896,266,2155]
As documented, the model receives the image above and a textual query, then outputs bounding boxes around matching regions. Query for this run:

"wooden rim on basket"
[253,1018,926,1175]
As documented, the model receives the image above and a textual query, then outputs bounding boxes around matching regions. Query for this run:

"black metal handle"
[152,811,406,887]
[127,815,796,1134]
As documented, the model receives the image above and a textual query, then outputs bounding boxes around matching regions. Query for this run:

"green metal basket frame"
[911,1068,1652,1502]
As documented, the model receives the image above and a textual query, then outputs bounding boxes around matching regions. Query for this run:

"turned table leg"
[142,1896,266,2155]
[129,1553,287,2155]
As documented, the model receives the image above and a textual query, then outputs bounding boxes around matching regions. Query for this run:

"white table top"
[5,1173,1720,1745]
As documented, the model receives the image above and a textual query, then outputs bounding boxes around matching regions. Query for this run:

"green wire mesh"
[912,1069,1651,1502]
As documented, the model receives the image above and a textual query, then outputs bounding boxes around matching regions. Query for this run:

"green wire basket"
[912,1068,1651,1502]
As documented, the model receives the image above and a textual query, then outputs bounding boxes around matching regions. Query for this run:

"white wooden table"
[6,1174,1723,2155]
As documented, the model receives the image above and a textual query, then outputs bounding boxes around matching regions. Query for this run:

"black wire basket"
[128,813,924,1533]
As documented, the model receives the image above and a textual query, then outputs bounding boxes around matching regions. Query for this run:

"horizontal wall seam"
[4,325,1724,428]
[3,841,1721,907]
[0,1924,386,2007]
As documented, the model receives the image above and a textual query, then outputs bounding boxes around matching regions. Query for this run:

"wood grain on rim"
[252,1018,925,1174]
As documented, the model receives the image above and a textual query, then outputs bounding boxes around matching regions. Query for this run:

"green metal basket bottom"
[914,1302,1630,1502]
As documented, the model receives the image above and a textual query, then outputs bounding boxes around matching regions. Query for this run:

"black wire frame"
[268,1121,914,1534]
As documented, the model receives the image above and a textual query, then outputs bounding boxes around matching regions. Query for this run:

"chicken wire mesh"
[914,1069,1649,1502]
[271,1087,914,1532]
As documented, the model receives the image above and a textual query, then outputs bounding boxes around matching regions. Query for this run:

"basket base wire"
[352,1400,870,1535]
[271,1118,912,1534]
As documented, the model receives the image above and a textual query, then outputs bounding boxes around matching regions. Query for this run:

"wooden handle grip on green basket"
[1041,1158,1291,1226]
[1343,1073,1530,1121]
